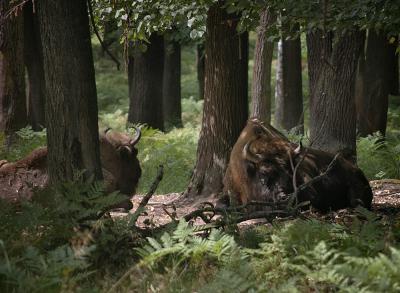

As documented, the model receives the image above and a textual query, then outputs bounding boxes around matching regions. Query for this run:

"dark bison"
[0,128,142,209]
[223,119,373,212]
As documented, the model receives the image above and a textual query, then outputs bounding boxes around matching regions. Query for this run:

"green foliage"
[134,124,199,194]
[0,126,46,161]
[114,209,400,292]
[0,178,142,292]
[357,132,400,179]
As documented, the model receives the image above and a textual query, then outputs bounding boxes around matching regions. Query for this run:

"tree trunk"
[24,2,46,131]
[275,34,303,133]
[38,0,103,183]
[250,9,274,124]
[196,44,205,100]
[388,37,399,96]
[307,30,364,160]
[163,40,182,129]
[127,34,164,131]
[186,2,248,197]
[0,0,27,135]
[356,30,391,137]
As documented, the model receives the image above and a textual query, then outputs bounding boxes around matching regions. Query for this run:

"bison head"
[100,127,142,197]
[223,118,373,212]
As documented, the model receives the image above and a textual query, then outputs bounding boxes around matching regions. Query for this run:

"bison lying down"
[223,119,373,212]
[0,128,142,209]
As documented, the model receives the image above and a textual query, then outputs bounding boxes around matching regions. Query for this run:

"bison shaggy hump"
[223,119,373,212]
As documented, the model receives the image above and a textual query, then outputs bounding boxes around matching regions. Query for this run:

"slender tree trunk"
[196,44,205,100]
[250,9,274,123]
[240,31,249,108]
[186,2,248,197]
[163,40,182,129]
[275,33,303,133]
[356,30,391,136]
[38,0,103,183]
[24,2,45,131]
[128,54,134,101]
[128,34,164,131]
[388,36,399,95]
[307,30,364,160]
[0,0,27,134]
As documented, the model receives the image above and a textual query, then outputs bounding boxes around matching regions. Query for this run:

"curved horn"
[104,127,112,135]
[130,127,141,146]
[294,141,303,155]
[242,141,264,164]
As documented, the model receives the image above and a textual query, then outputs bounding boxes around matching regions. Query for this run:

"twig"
[295,153,340,194]
[129,165,164,226]
[87,0,121,70]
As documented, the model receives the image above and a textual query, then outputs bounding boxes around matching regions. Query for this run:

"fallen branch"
[129,165,164,226]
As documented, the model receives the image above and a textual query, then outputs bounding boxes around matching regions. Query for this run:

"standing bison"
[0,128,142,209]
[223,119,373,212]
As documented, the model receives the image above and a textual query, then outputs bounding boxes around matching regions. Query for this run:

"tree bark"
[128,34,164,131]
[250,9,274,124]
[24,2,45,131]
[388,36,399,96]
[356,30,392,137]
[163,40,182,129]
[38,0,103,183]
[186,2,248,196]
[307,30,364,160]
[275,34,303,133]
[196,44,205,100]
[0,0,27,135]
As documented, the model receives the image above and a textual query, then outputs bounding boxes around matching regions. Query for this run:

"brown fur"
[0,130,141,205]
[223,119,373,212]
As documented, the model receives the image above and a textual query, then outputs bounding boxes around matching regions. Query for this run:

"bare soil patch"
[112,180,400,228]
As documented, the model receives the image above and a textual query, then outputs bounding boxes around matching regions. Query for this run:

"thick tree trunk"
[38,0,103,183]
[186,2,248,196]
[250,9,274,124]
[356,30,392,137]
[307,30,364,160]
[196,44,205,100]
[275,34,303,133]
[0,0,27,134]
[163,40,182,129]
[128,34,164,131]
[24,2,45,131]
[128,55,134,101]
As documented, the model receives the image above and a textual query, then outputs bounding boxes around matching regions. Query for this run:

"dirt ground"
[112,179,400,228]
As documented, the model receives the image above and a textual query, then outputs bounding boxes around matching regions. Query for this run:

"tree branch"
[87,0,121,70]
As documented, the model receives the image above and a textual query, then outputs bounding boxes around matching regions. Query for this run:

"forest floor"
[112,180,400,228]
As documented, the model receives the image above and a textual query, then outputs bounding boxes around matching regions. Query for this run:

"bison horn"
[242,141,264,164]
[130,127,141,146]
[294,141,303,155]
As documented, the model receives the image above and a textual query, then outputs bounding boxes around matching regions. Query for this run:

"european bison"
[223,119,373,212]
[0,128,142,209]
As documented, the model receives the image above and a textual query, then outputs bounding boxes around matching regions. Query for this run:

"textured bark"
[0,0,27,134]
[38,0,103,183]
[196,44,205,100]
[250,9,274,124]
[186,2,248,196]
[275,35,303,133]
[128,34,164,131]
[356,30,392,136]
[163,40,182,129]
[307,30,364,160]
[128,55,134,101]
[24,2,45,130]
